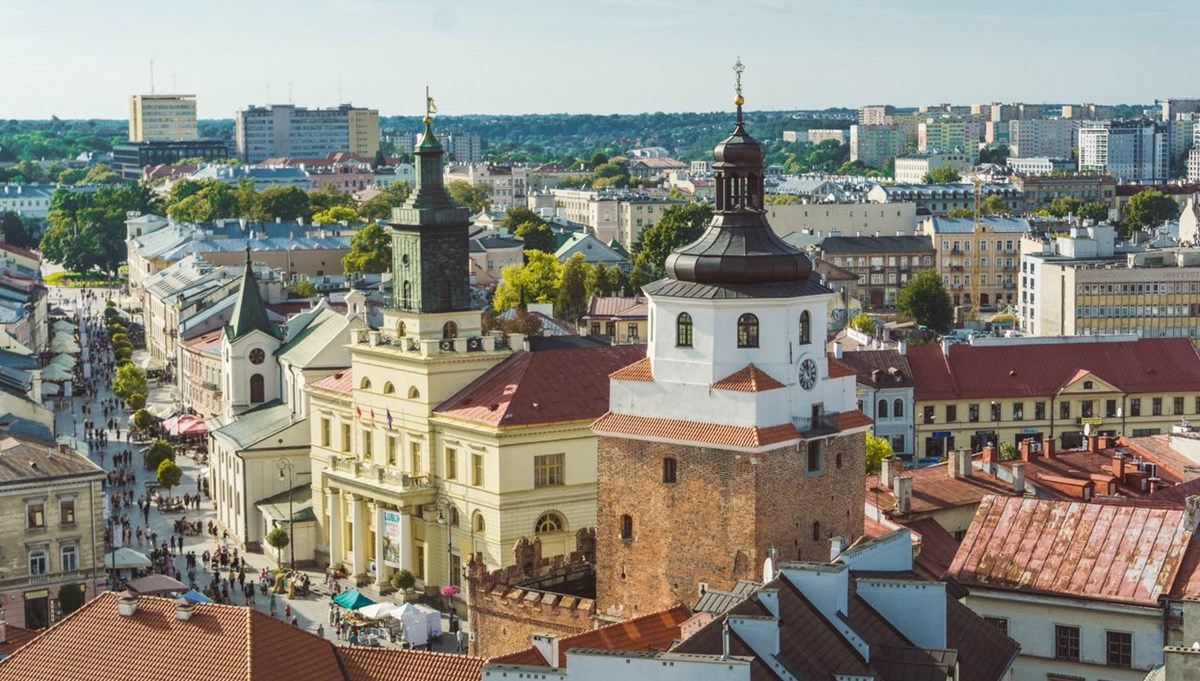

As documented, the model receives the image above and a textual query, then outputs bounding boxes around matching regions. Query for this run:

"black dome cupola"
[664,59,813,286]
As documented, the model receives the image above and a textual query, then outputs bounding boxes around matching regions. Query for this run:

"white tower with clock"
[221,248,283,422]
[593,63,870,617]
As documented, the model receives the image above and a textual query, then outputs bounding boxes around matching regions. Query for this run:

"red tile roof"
[0,592,346,681]
[833,411,874,431]
[593,412,800,449]
[610,357,652,382]
[491,604,691,668]
[339,648,486,681]
[833,350,914,387]
[712,364,785,392]
[826,357,858,380]
[435,345,646,427]
[902,517,960,578]
[906,338,1200,401]
[948,496,1195,606]
[867,460,1016,516]
[584,295,648,320]
[0,626,38,658]
[310,369,353,395]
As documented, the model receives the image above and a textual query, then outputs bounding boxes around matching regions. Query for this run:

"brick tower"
[592,63,871,620]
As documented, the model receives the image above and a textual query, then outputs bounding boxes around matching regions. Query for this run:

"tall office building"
[1078,120,1169,184]
[128,94,198,142]
[235,104,380,163]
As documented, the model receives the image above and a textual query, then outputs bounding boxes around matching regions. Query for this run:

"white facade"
[894,152,971,184]
[1008,118,1076,159]
[1078,120,1169,184]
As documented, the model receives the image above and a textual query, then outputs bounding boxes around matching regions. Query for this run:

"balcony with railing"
[0,570,87,590]
[793,411,844,437]
[352,328,511,356]
[328,456,433,491]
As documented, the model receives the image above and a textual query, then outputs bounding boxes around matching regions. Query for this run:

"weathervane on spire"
[733,57,745,123]
[424,85,437,125]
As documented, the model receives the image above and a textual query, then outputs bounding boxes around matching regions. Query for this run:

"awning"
[357,602,398,619]
[146,403,177,419]
[52,321,76,332]
[41,382,61,397]
[163,413,208,437]
[49,353,76,368]
[182,589,213,604]
[103,547,152,569]
[50,338,80,354]
[256,484,315,524]
[135,355,167,372]
[39,364,73,381]
[127,574,187,595]
[332,589,376,610]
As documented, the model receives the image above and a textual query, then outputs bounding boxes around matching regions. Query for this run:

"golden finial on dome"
[733,58,744,105]
[424,85,437,126]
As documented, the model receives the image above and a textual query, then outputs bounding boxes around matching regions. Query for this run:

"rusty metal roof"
[948,496,1195,606]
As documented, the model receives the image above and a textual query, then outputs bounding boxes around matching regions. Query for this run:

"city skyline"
[3,0,1199,120]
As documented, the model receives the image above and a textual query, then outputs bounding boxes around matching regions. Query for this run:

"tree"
[896,269,953,333]
[143,439,175,471]
[0,212,36,249]
[41,185,158,273]
[58,583,87,616]
[126,393,146,410]
[1122,189,1178,231]
[633,203,712,278]
[922,166,962,184]
[865,433,894,476]
[156,458,182,494]
[291,276,318,298]
[111,363,147,400]
[252,186,309,221]
[555,253,589,323]
[946,207,973,218]
[979,194,1008,215]
[1037,196,1084,219]
[628,264,651,292]
[311,206,360,224]
[501,207,545,233]
[492,251,563,312]
[391,568,416,591]
[513,221,556,255]
[1079,202,1110,223]
[266,527,290,556]
[131,408,155,431]
[80,163,122,185]
[57,167,88,185]
[999,442,1019,461]
[341,222,392,274]
[358,181,411,221]
[978,145,1010,165]
[446,180,490,213]
[307,187,355,216]
[848,312,876,334]
[372,149,387,169]
[605,266,629,296]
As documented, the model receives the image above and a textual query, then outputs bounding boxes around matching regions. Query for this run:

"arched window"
[878,399,889,419]
[407,386,421,400]
[383,382,395,395]
[360,377,372,390]
[737,314,759,348]
[620,514,634,540]
[249,374,264,403]
[893,399,904,418]
[397,321,407,337]
[442,321,458,340]
[535,512,564,534]
[401,281,412,309]
[473,512,486,535]
[450,507,460,527]
[675,313,693,348]
[799,310,811,345]
[662,457,677,483]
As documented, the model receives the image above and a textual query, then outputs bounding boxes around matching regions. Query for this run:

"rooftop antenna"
[149,59,155,94]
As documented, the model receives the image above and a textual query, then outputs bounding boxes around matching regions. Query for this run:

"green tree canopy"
[252,186,310,221]
[513,221,556,255]
[492,251,563,313]
[555,253,590,323]
[849,312,877,334]
[1122,189,1178,231]
[307,187,355,217]
[0,212,37,249]
[865,433,894,476]
[501,207,545,233]
[143,439,175,471]
[446,180,491,213]
[111,362,148,400]
[633,203,712,278]
[922,166,962,184]
[896,268,953,333]
[266,527,290,552]
[41,185,158,273]
[80,163,122,185]
[290,276,318,298]
[312,205,360,224]
[341,222,392,274]
[358,182,411,221]
[156,458,183,493]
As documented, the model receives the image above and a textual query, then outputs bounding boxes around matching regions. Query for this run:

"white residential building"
[1078,120,1169,184]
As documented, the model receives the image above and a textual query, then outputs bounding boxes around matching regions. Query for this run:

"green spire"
[392,87,470,223]
[228,245,280,341]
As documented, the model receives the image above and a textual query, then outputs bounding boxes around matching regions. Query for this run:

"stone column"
[372,502,386,585]
[399,511,413,575]
[328,490,343,569]
[350,494,367,577]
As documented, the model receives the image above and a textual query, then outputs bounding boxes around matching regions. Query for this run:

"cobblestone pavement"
[50,285,467,654]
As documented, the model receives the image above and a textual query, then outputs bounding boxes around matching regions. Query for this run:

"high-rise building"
[128,94,198,142]
[444,133,483,163]
[1061,103,1114,120]
[858,104,895,125]
[1078,120,1169,184]
[235,104,379,163]
[918,118,985,161]
[1159,98,1200,121]
[1008,118,1077,159]
[849,124,904,169]
[592,92,869,619]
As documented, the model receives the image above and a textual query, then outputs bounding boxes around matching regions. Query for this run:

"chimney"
[893,475,913,515]
[1111,452,1126,483]
[981,444,997,467]
[1019,438,1032,462]
[1087,434,1100,454]
[1187,496,1200,531]
[833,341,843,359]
[532,633,560,669]
[898,340,907,355]
[174,598,196,621]
[1149,477,1162,494]
[941,338,951,357]
[948,449,971,479]
[1011,462,1026,494]
[116,592,140,617]
[1044,437,1056,459]
[881,456,903,489]
[721,619,731,661]
[829,536,848,561]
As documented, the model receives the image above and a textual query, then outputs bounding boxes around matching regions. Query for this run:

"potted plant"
[391,569,416,600]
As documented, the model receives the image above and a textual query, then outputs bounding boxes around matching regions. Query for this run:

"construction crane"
[969,178,985,324]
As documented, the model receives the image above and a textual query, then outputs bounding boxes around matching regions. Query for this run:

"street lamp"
[275,458,310,569]
[990,401,1000,449]
[434,497,457,625]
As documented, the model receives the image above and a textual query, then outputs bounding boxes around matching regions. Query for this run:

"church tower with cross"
[221,246,283,421]
[592,61,872,619]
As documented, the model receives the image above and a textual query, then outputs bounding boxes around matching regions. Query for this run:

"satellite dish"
[762,556,775,583]
[1084,423,1092,437]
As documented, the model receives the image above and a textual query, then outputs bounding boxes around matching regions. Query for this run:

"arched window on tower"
[675,313,693,347]
[535,512,564,534]
[878,399,889,419]
[799,310,811,345]
[442,321,458,340]
[737,314,759,348]
[893,399,904,418]
[250,374,264,403]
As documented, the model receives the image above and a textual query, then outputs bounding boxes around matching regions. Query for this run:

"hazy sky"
[4,0,1198,120]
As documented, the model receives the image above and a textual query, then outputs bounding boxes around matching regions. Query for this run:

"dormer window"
[675,313,693,347]
[737,314,759,348]
[799,310,811,345]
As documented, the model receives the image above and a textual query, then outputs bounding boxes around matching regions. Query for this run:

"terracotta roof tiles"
[833,350,914,387]
[339,647,486,681]
[826,356,859,380]
[491,604,691,668]
[583,295,648,320]
[310,369,353,395]
[610,357,653,382]
[436,345,645,428]
[866,461,1015,516]
[593,412,800,449]
[711,364,785,392]
[0,626,38,658]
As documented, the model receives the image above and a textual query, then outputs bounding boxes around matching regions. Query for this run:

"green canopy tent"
[332,588,376,610]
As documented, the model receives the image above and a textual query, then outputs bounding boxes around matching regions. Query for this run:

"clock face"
[249,348,265,365]
[799,358,818,391]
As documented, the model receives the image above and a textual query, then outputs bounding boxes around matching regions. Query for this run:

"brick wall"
[595,431,866,620]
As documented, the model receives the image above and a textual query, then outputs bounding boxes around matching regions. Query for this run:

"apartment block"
[1060,103,1114,120]
[849,124,904,169]
[1008,118,1077,159]
[1078,119,1169,184]
[235,104,380,163]
[1009,173,1117,213]
[128,94,198,142]
[918,118,985,161]
[1006,157,1075,176]
[816,235,936,308]
[858,104,895,125]
[894,151,971,184]
[806,128,848,145]
[922,216,1031,309]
